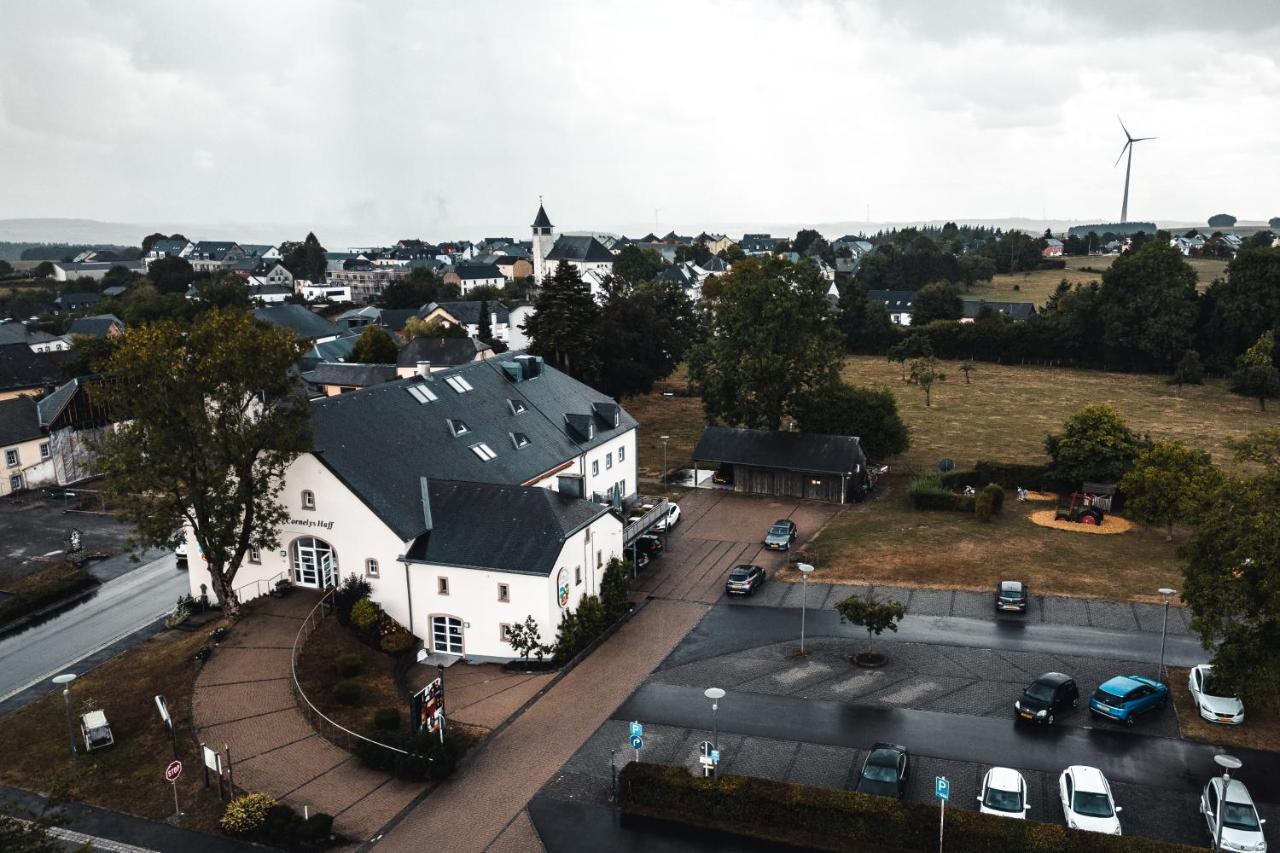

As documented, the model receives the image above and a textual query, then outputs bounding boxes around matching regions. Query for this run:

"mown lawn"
[966,255,1228,307]
[0,622,230,834]
[1168,665,1280,752]
[788,484,1184,602]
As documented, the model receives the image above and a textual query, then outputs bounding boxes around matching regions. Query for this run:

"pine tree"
[477,299,492,342]
[524,262,602,381]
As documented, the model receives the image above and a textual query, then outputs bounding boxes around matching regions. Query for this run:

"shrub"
[261,803,302,845]
[334,573,372,625]
[983,482,1005,513]
[974,489,995,522]
[357,736,397,772]
[908,475,974,512]
[378,616,416,654]
[220,792,277,835]
[618,762,1201,853]
[164,602,191,628]
[209,626,228,643]
[349,598,380,631]
[373,708,401,731]
[335,653,362,679]
[333,680,361,706]
[600,557,632,622]
[941,461,1058,492]
[194,645,212,663]
[295,812,334,847]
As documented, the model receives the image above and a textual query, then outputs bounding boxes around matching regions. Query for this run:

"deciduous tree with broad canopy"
[687,257,840,430]
[93,309,312,617]
[1044,404,1148,485]
[1182,429,1280,705]
[350,325,399,364]
[835,592,906,663]
[789,382,909,462]
[1119,440,1220,541]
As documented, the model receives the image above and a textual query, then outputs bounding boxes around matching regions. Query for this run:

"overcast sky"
[1,0,1278,243]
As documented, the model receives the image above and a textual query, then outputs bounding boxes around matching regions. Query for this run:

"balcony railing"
[623,495,670,545]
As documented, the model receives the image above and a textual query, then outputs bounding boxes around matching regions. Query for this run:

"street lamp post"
[797,563,815,655]
[1156,588,1176,681]
[660,435,670,490]
[704,687,725,766]
[52,673,78,768]
[1212,754,1242,853]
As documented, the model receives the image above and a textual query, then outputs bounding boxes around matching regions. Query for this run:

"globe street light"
[1156,588,1176,682]
[52,673,78,768]
[1212,754,1242,853]
[797,563,815,655]
[704,687,725,763]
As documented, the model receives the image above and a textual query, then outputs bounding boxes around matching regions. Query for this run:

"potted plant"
[272,577,294,598]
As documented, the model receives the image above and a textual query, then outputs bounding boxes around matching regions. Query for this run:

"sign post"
[155,694,177,757]
[935,776,949,853]
[412,673,447,743]
[165,760,184,821]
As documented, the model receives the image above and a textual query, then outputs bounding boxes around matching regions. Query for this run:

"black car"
[635,535,664,557]
[854,742,909,797]
[725,564,766,596]
[1014,671,1079,724]
[996,580,1029,613]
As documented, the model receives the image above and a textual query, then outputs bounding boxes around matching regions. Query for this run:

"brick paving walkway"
[373,597,708,853]
[191,591,421,844]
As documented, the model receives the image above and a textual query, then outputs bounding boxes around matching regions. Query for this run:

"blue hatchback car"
[1089,675,1168,727]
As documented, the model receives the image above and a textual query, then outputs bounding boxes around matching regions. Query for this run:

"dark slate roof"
[0,322,53,346]
[397,337,491,368]
[701,256,730,272]
[546,235,614,263]
[866,290,916,309]
[961,300,1037,320]
[253,304,341,341]
[693,426,866,476]
[0,344,72,393]
[67,314,123,338]
[298,334,359,372]
[310,357,637,541]
[532,204,553,229]
[0,395,43,446]
[151,239,189,255]
[303,362,396,388]
[36,378,80,427]
[455,263,503,280]
[240,244,276,257]
[55,292,101,307]
[404,480,610,575]
[426,301,511,326]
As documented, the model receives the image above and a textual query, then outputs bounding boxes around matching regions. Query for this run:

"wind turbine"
[1115,116,1156,223]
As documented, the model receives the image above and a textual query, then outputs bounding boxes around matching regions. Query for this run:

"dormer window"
[508,399,527,415]
[470,442,497,461]
[510,432,530,449]
[448,418,470,437]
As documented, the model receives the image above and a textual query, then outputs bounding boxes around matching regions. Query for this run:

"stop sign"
[165,760,182,783]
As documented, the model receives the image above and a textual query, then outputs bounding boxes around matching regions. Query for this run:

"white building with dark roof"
[185,355,647,661]
[530,201,614,284]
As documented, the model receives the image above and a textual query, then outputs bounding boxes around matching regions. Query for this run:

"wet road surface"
[0,551,186,702]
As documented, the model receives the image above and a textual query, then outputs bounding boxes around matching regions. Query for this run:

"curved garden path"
[191,591,421,842]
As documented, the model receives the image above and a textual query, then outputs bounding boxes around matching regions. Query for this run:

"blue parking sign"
[629,721,643,738]
[935,776,950,801]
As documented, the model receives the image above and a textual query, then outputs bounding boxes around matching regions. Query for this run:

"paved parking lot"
[0,489,132,584]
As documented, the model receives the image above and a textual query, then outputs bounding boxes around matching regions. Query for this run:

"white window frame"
[39,442,50,460]
[4,449,17,468]
[591,460,599,476]
[438,576,450,595]
[606,452,613,470]
[366,558,380,578]
[618,446,625,462]
[301,489,315,510]
[497,582,509,602]
[9,474,22,491]
[248,546,261,564]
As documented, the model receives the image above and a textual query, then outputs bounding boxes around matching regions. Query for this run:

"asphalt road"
[614,682,1280,803]
[661,604,1208,671]
[0,551,186,703]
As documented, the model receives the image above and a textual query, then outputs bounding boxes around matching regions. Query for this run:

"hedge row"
[0,569,98,628]
[940,460,1065,492]
[908,476,974,512]
[619,762,1200,853]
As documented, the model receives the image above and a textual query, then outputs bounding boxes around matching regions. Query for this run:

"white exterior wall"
[458,275,505,296]
[507,306,535,351]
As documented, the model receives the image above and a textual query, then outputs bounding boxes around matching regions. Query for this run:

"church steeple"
[531,197,555,283]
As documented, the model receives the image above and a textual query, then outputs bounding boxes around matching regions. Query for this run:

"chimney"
[557,474,585,498]
[416,360,431,377]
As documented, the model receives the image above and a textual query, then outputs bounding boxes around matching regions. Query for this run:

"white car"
[1189,664,1245,725]
[174,543,188,565]
[978,767,1029,819]
[652,502,681,532]
[1201,776,1267,852]
[1059,765,1122,836]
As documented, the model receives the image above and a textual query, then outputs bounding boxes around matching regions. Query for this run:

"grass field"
[0,621,230,834]
[967,255,1229,307]
[784,484,1183,601]
[840,355,1275,476]
[1169,665,1279,752]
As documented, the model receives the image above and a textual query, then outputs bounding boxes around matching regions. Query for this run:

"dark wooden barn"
[692,426,870,504]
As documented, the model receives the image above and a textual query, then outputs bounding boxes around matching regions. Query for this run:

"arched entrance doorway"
[431,615,463,655]
[292,537,336,589]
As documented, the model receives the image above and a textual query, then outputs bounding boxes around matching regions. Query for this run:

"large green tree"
[525,261,602,382]
[837,285,898,354]
[687,257,840,430]
[1182,430,1280,705]
[378,268,443,309]
[1044,404,1148,485]
[350,325,399,364]
[147,255,197,295]
[911,282,963,325]
[280,232,327,282]
[94,309,312,616]
[595,277,699,398]
[1198,246,1280,368]
[1230,330,1280,411]
[1119,440,1220,540]
[1096,241,1198,366]
[612,246,665,284]
[789,381,909,461]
